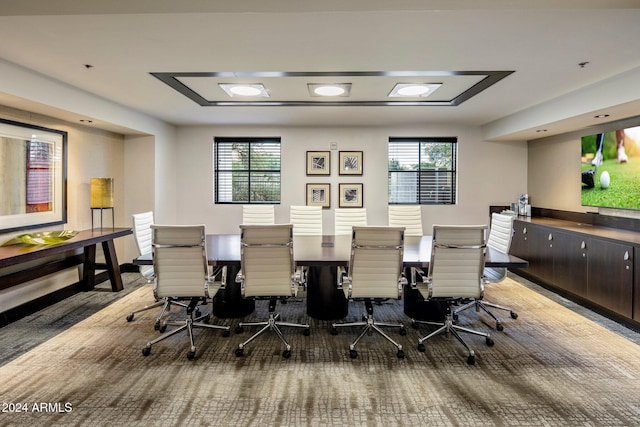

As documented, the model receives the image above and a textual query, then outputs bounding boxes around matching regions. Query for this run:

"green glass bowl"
[6,230,79,246]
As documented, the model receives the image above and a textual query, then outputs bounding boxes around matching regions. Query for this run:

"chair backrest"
[242,204,275,225]
[484,213,514,282]
[239,224,296,298]
[151,224,209,299]
[427,225,487,299]
[487,213,514,254]
[334,208,367,235]
[132,211,154,278]
[290,205,323,236]
[346,226,405,299]
[388,205,423,236]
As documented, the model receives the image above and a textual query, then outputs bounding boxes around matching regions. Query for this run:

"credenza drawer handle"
[624,251,629,261]
[581,241,586,249]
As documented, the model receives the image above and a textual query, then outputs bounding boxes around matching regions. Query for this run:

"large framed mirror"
[0,118,67,233]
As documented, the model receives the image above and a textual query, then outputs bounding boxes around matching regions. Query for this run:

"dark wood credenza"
[506,214,640,326]
[0,228,132,293]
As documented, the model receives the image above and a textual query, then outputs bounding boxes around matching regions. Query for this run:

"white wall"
[527,131,588,213]
[175,124,528,234]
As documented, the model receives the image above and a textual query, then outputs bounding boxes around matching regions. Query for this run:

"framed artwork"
[339,151,363,175]
[306,151,330,175]
[0,118,68,233]
[339,183,363,208]
[306,183,331,208]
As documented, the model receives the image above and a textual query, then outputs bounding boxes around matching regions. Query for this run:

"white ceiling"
[1,0,640,140]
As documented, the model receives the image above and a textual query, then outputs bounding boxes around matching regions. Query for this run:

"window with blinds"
[214,138,281,204]
[388,137,457,205]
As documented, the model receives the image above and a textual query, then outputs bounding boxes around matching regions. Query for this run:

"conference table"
[134,233,528,321]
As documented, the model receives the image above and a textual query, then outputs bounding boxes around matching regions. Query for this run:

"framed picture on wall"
[306,151,330,175]
[338,183,363,208]
[306,183,331,208]
[339,151,363,175]
[0,118,68,233]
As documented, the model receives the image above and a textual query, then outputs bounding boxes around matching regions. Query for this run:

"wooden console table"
[0,228,132,292]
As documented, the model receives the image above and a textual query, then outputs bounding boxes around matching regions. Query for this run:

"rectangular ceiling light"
[388,83,442,98]
[218,83,269,97]
[307,83,352,97]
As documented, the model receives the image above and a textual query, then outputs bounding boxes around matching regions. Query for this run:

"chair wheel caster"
[159,324,167,333]
[126,313,134,322]
[235,326,244,334]
[510,312,518,319]
[222,329,230,337]
[467,355,475,365]
[195,308,201,317]
[486,337,494,346]
[452,314,459,322]
[417,343,425,352]
[330,327,338,335]
[282,349,291,359]
[411,320,419,329]
[142,347,151,356]
[349,349,358,359]
[154,321,161,330]
[496,324,504,332]
[235,348,244,357]
[399,326,407,336]
[187,351,196,360]
[397,349,405,359]
[303,328,310,336]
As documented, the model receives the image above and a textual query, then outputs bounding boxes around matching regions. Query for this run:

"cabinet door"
[587,239,633,318]
[511,221,554,283]
[553,231,588,298]
[510,221,529,260]
[635,251,640,322]
[530,225,555,283]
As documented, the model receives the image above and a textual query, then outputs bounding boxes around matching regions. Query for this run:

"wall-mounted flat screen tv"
[581,125,640,210]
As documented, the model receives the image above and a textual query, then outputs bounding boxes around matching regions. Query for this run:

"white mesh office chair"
[141,225,230,360]
[330,226,407,359]
[334,208,367,235]
[453,213,518,330]
[389,205,424,287]
[242,204,276,225]
[290,205,323,236]
[388,205,423,236]
[289,205,323,288]
[412,225,494,365]
[234,224,310,359]
[126,211,189,329]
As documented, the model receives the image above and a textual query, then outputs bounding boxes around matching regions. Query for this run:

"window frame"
[214,137,281,204]
[388,137,457,205]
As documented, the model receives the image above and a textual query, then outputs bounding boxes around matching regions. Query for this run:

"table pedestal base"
[212,265,255,318]
[306,265,349,320]
[403,284,446,321]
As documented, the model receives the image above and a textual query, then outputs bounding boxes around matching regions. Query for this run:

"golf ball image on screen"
[600,170,610,189]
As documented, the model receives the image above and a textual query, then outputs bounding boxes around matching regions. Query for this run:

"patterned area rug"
[1,275,639,426]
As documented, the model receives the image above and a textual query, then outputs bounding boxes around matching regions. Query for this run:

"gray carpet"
[1,273,640,426]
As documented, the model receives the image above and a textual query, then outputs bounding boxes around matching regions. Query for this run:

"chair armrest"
[409,266,427,288]
[294,266,306,289]
[397,275,408,298]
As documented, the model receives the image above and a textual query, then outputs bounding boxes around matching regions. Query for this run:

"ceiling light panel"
[218,83,269,97]
[307,83,352,97]
[159,71,512,105]
[388,83,442,98]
